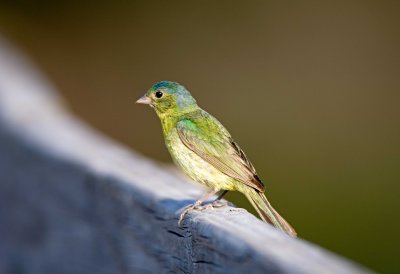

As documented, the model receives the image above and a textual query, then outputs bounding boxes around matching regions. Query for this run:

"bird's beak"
[136,95,151,105]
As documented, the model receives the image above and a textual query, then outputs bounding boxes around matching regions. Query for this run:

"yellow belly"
[166,129,236,191]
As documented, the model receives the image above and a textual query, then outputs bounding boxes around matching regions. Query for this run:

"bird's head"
[136,81,197,116]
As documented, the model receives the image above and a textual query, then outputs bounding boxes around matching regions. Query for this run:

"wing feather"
[176,111,264,192]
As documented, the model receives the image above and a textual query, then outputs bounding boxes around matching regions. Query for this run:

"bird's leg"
[211,190,229,207]
[178,190,219,226]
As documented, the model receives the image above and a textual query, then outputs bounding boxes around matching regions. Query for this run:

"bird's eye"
[155,91,163,98]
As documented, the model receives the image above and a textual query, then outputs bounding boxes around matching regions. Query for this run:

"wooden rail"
[0,37,372,274]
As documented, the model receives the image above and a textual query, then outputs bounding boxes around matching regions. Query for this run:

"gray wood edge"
[0,37,373,274]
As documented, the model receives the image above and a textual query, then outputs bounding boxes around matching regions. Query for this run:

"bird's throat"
[160,114,179,136]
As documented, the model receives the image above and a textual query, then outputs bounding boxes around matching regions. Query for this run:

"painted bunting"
[136,81,296,237]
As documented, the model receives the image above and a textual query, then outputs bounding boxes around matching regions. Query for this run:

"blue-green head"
[136,81,198,116]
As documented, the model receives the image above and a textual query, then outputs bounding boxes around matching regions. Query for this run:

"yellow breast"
[166,129,236,191]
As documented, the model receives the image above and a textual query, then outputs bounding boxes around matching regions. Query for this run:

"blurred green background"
[0,1,399,273]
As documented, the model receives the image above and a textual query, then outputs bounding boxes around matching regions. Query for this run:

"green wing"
[176,111,264,192]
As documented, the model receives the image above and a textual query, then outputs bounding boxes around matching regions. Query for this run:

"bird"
[136,81,296,237]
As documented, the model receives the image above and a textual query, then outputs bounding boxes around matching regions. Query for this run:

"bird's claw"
[211,199,228,208]
[178,204,202,226]
[178,199,229,226]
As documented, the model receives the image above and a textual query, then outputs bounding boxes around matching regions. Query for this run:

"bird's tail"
[245,189,297,237]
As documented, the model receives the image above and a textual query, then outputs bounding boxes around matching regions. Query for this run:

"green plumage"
[137,81,296,237]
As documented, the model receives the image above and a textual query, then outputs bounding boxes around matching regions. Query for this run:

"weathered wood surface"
[0,37,372,274]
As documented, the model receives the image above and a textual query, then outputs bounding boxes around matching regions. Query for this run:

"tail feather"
[245,190,297,237]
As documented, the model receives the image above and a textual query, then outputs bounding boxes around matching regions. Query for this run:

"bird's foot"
[211,199,228,208]
[178,201,215,226]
